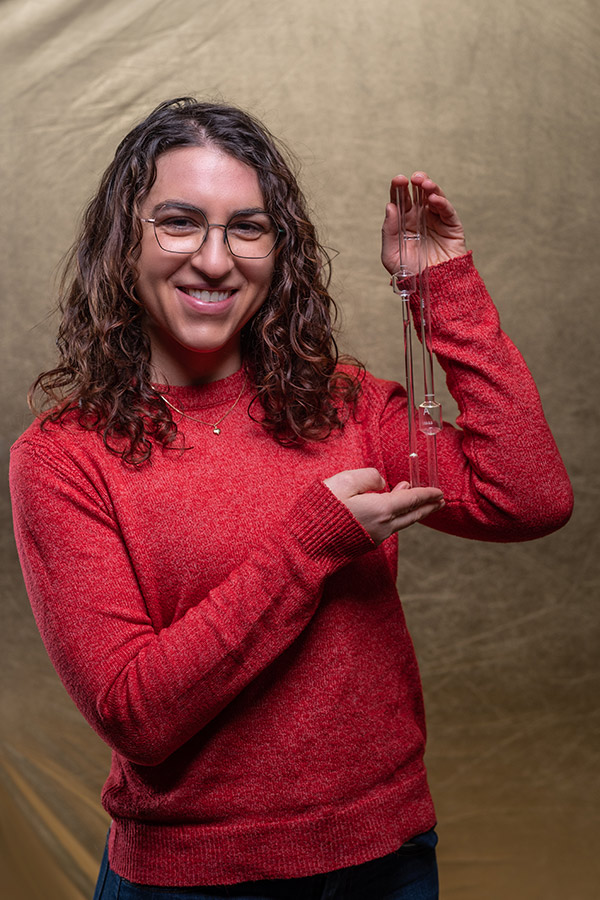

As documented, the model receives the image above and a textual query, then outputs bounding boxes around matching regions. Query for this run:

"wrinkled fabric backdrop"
[1,1,598,898]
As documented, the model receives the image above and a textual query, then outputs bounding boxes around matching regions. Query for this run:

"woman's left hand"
[381,171,467,275]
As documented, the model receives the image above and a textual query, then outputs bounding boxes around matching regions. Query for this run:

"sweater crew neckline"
[151,367,249,412]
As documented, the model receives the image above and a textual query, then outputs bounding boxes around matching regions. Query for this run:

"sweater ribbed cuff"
[286,480,375,567]
[410,251,492,327]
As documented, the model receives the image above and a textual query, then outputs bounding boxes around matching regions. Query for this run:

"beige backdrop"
[2,1,599,898]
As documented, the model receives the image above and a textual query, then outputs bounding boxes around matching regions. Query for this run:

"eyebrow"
[151,200,269,217]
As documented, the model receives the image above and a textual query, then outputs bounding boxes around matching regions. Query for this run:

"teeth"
[185,289,231,303]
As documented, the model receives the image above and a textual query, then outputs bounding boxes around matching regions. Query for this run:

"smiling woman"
[27,98,362,463]
[135,146,278,385]
[9,98,573,900]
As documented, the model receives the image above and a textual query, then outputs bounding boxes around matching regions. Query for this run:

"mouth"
[179,288,236,303]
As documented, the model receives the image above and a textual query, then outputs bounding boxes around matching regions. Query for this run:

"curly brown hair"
[30,97,363,464]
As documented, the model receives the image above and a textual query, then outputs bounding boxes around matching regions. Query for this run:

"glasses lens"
[153,210,208,253]
[226,213,279,258]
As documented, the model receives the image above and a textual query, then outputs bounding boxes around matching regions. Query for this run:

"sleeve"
[9,436,375,766]
[379,253,573,541]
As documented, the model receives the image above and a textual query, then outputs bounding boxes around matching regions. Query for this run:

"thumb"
[382,202,400,243]
[381,203,401,274]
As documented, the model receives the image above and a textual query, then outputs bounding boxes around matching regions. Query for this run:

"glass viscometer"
[391,183,442,487]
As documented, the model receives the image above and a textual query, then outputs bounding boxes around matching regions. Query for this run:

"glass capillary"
[392,183,442,487]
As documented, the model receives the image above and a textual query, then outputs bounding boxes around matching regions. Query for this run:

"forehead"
[146,145,264,211]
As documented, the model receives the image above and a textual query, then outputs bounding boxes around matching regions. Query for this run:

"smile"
[181,289,234,303]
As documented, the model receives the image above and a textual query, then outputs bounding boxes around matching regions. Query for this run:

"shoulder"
[336,364,406,423]
[12,413,98,457]
[10,415,137,526]
[10,414,118,490]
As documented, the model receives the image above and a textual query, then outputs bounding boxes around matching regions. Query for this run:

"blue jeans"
[92,829,438,899]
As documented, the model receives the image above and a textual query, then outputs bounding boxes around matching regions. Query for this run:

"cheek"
[135,244,176,296]
[254,258,276,296]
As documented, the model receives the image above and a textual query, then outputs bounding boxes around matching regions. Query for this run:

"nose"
[189,224,234,279]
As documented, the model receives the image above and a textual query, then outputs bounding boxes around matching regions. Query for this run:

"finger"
[388,487,445,529]
[389,174,410,205]
[406,174,458,236]
[389,486,443,518]
[389,483,443,510]
[410,173,463,227]
[394,497,445,529]
[411,173,459,224]
[427,192,462,227]
[407,172,462,232]
[410,172,447,199]
[324,468,386,501]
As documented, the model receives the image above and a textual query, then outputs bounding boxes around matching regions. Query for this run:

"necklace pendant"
[157,372,247,436]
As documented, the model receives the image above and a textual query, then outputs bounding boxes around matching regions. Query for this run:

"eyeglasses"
[140,207,283,259]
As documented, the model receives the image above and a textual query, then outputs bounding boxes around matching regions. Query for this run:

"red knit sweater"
[10,255,573,886]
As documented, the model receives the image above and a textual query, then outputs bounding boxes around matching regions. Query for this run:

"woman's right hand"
[324,468,445,546]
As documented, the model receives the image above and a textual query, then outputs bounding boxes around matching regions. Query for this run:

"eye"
[227,216,272,240]
[158,216,202,235]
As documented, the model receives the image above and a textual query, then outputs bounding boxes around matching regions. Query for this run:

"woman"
[10,98,573,899]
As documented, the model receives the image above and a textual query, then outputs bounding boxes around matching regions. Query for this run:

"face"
[135,145,276,384]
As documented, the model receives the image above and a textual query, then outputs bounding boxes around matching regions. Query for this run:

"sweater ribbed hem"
[108,771,436,886]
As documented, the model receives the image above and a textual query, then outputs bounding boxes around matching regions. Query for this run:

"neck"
[148,336,243,386]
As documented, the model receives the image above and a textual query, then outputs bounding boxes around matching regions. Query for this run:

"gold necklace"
[158,374,247,435]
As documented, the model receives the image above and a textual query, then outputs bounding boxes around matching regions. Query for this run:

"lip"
[176,285,238,314]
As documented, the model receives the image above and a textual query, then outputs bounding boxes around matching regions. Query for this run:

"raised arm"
[326,173,572,544]
[394,252,573,540]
